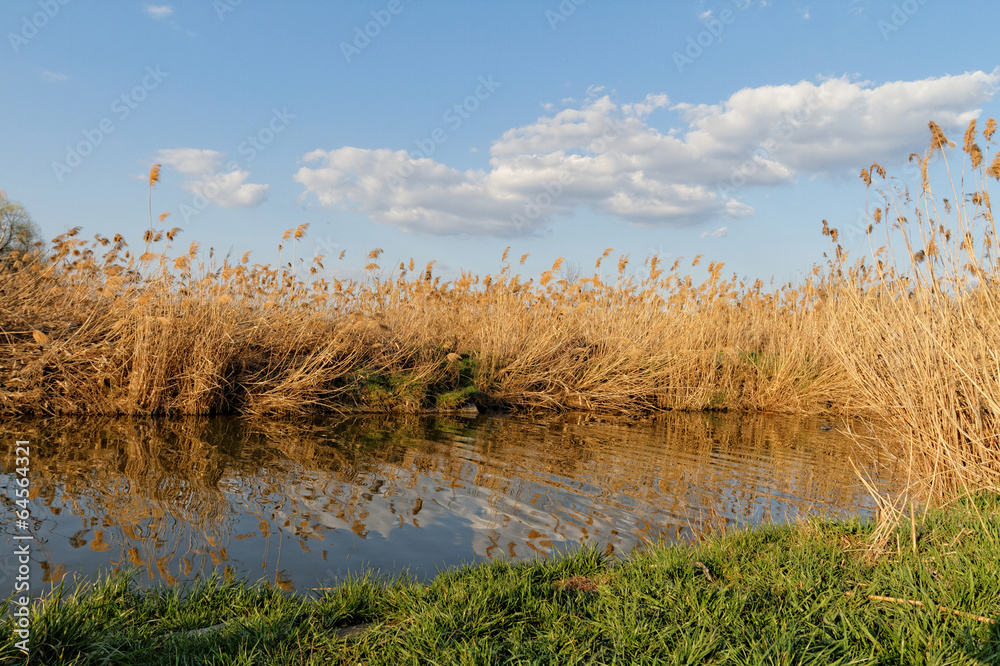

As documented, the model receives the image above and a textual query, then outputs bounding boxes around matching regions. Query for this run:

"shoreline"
[4,493,998,664]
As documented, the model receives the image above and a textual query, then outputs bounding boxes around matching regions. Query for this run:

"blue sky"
[3,0,998,285]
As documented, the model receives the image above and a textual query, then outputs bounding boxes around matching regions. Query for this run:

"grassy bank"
[1,120,999,498]
[4,492,999,665]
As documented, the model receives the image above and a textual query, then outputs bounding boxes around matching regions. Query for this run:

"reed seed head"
[928,121,955,154]
[963,120,984,168]
[148,163,161,188]
[987,154,1000,181]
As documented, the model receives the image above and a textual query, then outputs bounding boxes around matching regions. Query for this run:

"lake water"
[0,412,897,594]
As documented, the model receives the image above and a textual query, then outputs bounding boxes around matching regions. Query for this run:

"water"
[0,412,897,593]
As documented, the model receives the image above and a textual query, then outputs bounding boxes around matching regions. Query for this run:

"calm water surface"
[0,412,898,593]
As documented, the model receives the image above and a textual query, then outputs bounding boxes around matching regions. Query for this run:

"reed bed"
[1,120,998,499]
[0,218,847,419]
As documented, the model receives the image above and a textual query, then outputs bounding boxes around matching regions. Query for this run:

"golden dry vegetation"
[2,119,999,498]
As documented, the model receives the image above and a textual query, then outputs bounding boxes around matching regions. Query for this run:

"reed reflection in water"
[0,412,897,592]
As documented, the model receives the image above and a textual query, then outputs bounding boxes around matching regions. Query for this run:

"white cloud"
[678,70,997,177]
[191,170,269,208]
[156,148,269,209]
[41,70,67,82]
[145,5,173,19]
[157,148,222,177]
[294,71,999,237]
[294,148,520,235]
[701,226,728,238]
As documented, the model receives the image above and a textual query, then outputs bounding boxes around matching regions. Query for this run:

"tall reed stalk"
[829,119,1000,500]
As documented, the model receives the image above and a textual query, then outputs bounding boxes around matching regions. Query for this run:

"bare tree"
[560,260,594,291]
[560,260,582,285]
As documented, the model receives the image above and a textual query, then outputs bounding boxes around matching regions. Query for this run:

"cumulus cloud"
[41,70,67,82]
[157,148,222,177]
[295,71,998,237]
[156,148,269,209]
[677,70,998,177]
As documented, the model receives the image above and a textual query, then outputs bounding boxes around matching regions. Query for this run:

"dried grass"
[0,225,850,420]
[1,119,998,504]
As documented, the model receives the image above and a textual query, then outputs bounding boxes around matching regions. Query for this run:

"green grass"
[348,355,481,412]
[5,494,1000,664]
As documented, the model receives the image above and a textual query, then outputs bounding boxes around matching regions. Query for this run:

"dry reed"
[1,120,998,502]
